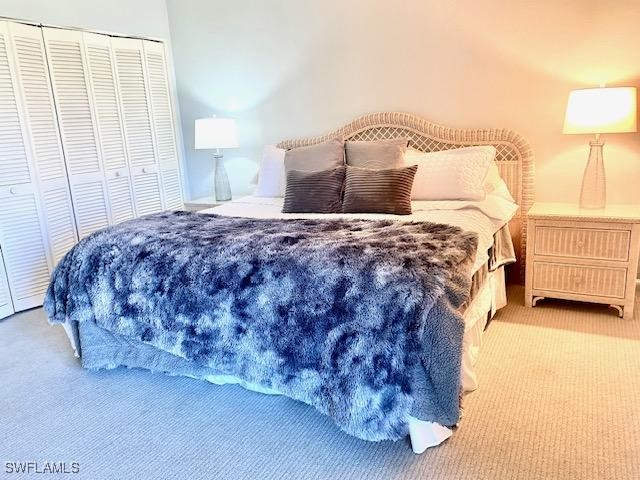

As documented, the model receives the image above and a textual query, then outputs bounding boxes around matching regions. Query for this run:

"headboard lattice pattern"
[278,112,535,279]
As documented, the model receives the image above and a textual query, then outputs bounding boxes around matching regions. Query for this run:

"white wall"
[0,0,172,40]
[167,0,640,207]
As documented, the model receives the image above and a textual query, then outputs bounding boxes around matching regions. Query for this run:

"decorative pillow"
[345,138,408,169]
[284,137,345,174]
[282,166,346,213]
[342,165,417,215]
[404,146,496,201]
[254,145,286,197]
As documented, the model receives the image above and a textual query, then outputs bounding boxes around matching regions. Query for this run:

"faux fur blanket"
[44,211,478,442]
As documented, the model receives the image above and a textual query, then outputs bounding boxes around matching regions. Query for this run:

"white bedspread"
[202,194,518,273]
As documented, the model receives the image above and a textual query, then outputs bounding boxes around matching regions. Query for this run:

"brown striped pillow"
[282,166,346,213]
[342,165,417,215]
[345,138,408,169]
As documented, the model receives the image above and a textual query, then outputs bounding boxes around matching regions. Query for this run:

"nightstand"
[525,203,640,319]
[183,197,228,212]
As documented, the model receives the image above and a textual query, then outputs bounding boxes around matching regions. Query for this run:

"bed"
[45,112,534,454]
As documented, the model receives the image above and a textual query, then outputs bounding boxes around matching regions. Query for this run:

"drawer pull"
[115,171,121,177]
[142,167,148,174]
[576,240,585,249]
[9,187,16,194]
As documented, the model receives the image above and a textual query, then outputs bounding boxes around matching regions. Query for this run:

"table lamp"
[194,117,239,201]
[563,86,637,209]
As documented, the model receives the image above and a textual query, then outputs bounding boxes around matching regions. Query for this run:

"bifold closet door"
[8,23,77,267]
[42,27,112,238]
[111,37,164,216]
[83,32,136,223]
[0,21,78,311]
[143,40,183,210]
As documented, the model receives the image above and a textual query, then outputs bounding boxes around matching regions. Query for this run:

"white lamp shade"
[563,87,637,135]
[194,117,239,149]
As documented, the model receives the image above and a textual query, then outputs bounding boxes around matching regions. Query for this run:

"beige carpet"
[1,285,638,479]
[418,285,640,480]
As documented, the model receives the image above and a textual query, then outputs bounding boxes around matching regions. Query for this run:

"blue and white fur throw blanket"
[44,211,478,442]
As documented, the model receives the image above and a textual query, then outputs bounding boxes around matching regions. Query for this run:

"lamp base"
[579,137,606,209]
[213,153,232,202]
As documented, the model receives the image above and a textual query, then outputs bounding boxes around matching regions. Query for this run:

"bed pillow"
[254,145,286,197]
[404,146,495,201]
[284,137,345,175]
[342,165,417,215]
[282,165,346,213]
[485,161,515,202]
[345,138,408,169]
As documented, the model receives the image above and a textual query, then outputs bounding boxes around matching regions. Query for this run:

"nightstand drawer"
[533,262,627,299]
[534,226,631,261]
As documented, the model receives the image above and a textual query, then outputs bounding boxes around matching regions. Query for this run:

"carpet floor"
[1,285,639,480]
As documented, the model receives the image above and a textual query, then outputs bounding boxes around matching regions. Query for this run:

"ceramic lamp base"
[213,153,232,202]
[579,138,605,209]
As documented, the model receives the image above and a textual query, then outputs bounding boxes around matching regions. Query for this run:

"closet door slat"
[143,40,183,210]
[43,27,111,239]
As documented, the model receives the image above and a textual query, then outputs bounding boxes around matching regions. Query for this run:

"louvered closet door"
[0,247,13,319]
[0,21,69,311]
[43,27,112,239]
[143,40,183,210]
[83,32,135,223]
[7,22,77,268]
[112,37,163,216]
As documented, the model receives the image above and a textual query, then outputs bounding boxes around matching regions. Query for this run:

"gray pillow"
[284,137,345,174]
[342,165,417,215]
[282,166,346,213]
[345,138,408,169]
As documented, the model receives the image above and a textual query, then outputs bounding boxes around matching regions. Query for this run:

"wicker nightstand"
[183,197,229,212]
[525,203,640,319]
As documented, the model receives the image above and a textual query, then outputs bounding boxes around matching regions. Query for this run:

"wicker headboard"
[278,112,535,280]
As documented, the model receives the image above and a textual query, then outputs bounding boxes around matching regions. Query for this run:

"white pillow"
[404,146,496,201]
[254,145,286,197]
[484,161,515,203]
